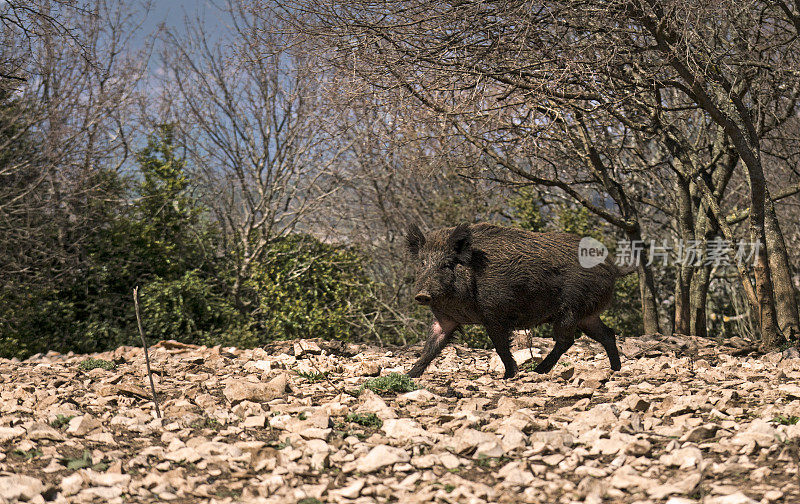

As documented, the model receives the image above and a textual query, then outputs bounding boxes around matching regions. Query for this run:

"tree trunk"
[744,166,784,349]
[765,194,800,341]
[626,230,661,335]
[689,265,711,338]
[674,176,694,335]
[674,272,690,335]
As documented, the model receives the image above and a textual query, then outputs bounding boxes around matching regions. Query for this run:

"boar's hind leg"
[407,318,459,378]
[486,325,518,379]
[578,315,621,371]
[533,325,576,374]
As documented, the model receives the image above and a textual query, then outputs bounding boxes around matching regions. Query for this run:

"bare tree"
[156,0,347,308]
[1,0,147,284]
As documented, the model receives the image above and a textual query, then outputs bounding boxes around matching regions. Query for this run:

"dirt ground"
[1,333,799,503]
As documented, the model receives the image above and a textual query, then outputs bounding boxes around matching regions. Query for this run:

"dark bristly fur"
[405,222,634,379]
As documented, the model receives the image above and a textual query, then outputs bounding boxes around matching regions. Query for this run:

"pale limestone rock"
[410,454,437,469]
[498,461,535,487]
[26,422,64,441]
[659,446,703,469]
[730,419,776,447]
[625,438,652,456]
[682,423,719,442]
[79,486,123,500]
[222,373,287,404]
[330,479,365,499]
[242,415,267,428]
[66,414,102,436]
[452,428,499,454]
[293,340,322,357]
[0,475,45,501]
[355,445,409,473]
[609,467,656,491]
[355,389,397,419]
[591,438,626,456]
[381,418,430,442]
[397,389,436,404]
[489,349,537,373]
[0,426,25,442]
[646,472,702,499]
[703,492,758,504]
[438,452,461,470]
[497,424,527,452]
[164,446,202,463]
[298,427,332,440]
[530,430,574,449]
[474,440,504,458]
[83,469,131,487]
[61,472,84,496]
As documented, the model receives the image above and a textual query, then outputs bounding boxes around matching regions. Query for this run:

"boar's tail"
[613,264,639,277]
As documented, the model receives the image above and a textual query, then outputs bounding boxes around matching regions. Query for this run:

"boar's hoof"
[502,364,519,379]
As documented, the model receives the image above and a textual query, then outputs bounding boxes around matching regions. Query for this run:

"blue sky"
[140,1,223,37]
[137,1,227,56]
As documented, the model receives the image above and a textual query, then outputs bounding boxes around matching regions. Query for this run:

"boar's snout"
[414,292,432,305]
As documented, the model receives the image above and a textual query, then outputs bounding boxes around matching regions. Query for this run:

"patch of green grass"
[772,415,800,426]
[214,488,242,499]
[190,416,222,430]
[297,370,328,382]
[345,412,383,429]
[297,412,308,421]
[78,358,116,371]
[62,450,109,471]
[50,414,76,429]
[444,484,455,493]
[475,454,491,468]
[273,437,292,450]
[297,498,323,504]
[357,373,416,395]
[521,359,541,372]
[12,448,42,461]
[332,424,367,440]
[474,454,509,468]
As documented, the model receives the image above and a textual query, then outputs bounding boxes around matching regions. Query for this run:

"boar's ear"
[447,223,472,262]
[406,223,426,258]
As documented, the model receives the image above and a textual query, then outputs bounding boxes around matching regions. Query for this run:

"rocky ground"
[1,334,800,504]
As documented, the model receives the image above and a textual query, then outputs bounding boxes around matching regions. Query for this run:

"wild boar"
[405,222,635,379]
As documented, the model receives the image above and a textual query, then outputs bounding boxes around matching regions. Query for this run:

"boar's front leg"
[533,324,576,374]
[486,325,518,379]
[407,316,460,378]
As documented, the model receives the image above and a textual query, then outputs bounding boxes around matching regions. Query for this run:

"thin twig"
[308,353,356,397]
[133,286,161,419]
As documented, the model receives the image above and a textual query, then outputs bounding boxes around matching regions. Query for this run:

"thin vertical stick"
[133,286,161,419]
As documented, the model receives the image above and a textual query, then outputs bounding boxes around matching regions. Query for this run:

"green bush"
[140,269,244,345]
[247,235,380,343]
[0,122,396,358]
